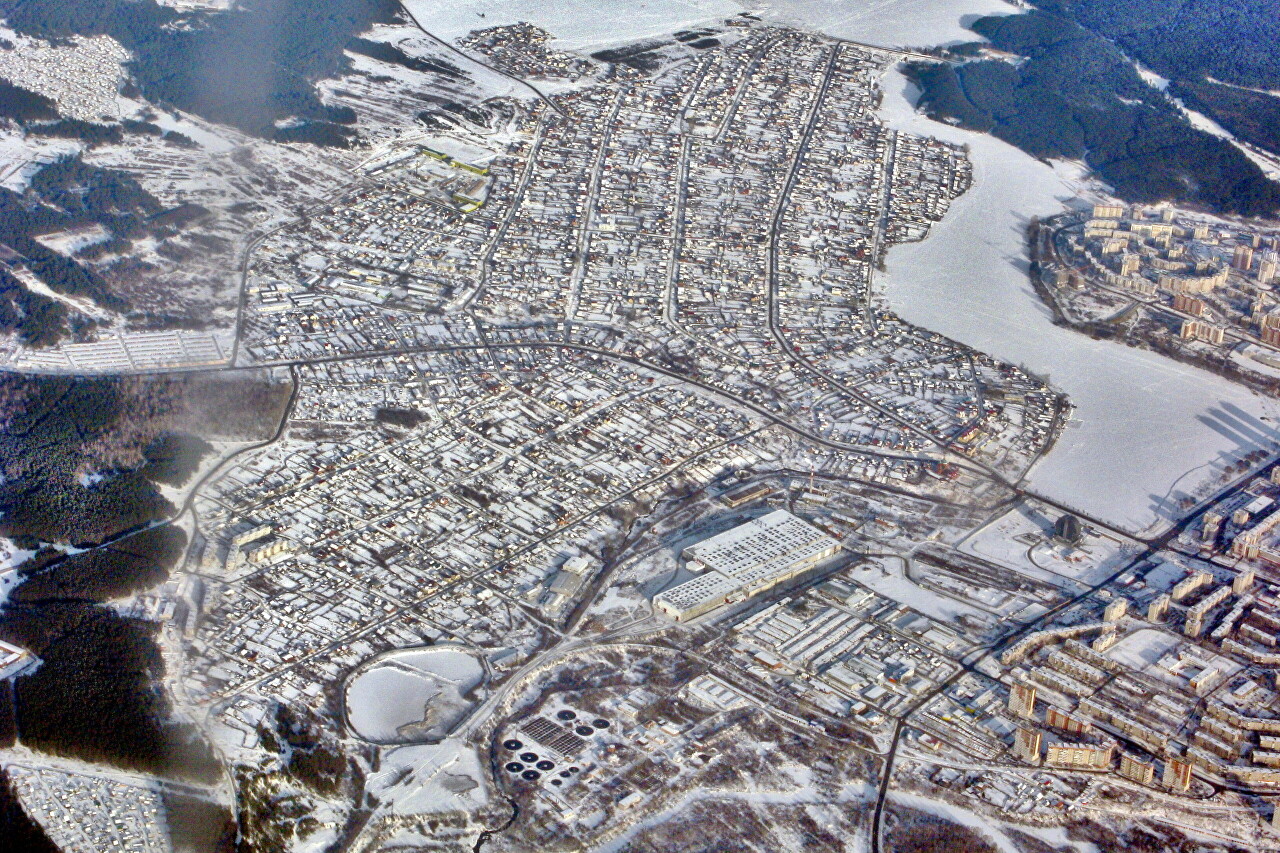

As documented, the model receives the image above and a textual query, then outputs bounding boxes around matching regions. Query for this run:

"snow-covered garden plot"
[344,646,484,743]
[876,66,1280,536]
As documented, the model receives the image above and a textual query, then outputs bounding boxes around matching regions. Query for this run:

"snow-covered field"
[848,557,992,626]
[364,740,489,816]
[876,69,1280,535]
[345,647,483,743]
[1104,628,1181,672]
[959,503,1139,587]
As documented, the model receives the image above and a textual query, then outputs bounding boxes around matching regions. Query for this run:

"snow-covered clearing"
[876,68,1280,536]
[596,782,876,853]
[847,557,990,626]
[887,791,1024,853]
[0,539,33,612]
[364,740,489,815]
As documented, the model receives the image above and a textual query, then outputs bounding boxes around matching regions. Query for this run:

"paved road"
[867,443,1280,852]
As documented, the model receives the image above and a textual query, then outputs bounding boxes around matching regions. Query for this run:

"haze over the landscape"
[1,2,1280,852]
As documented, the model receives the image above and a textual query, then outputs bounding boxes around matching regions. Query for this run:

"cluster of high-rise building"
[1037,201,1280,381]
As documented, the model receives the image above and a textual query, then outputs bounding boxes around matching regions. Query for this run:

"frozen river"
[401,0,1016,50]
[875,69,1280,535]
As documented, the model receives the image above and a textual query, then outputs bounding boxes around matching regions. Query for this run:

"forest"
[0,374,180,544]
[906,9,1280,216]
[1036,0,1280,89]
[0,153,170,348]
[0,78,56,123]
[1032,0,1280,166]
[0,598,220,779]
[0,370,288,544]
[12,525,188,603]
[1171,80,1280,159]
[0,369,288,833]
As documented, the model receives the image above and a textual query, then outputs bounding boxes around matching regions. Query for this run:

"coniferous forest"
[906,1,1280,216]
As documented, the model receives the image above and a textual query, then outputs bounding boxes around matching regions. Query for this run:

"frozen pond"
[345,646,484,744]
[875,68,1280,535]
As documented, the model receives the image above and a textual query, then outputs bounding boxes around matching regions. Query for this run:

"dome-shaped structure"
[1053,513,1083,546]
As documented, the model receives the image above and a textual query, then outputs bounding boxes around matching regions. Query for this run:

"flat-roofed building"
[1120,753,1155,785]
[654,511,841,621]
[653,571,743,622]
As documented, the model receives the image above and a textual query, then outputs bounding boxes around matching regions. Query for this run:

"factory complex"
[653,511,842,621]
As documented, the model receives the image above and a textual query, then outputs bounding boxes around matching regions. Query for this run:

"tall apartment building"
[1259,252,1278,285]
[1046,744,1113,770]
[1147,594,1171,623]
[1008,683,1037,719]
[1045,707,1092,734]
[1119,753,1155,785]
[1104,598,1128,622]
[1163,757,1194,791]
[1172,571,1212,602]
[1180,319,1226,345]
[1173,294,1205,316]
[1015,727,1042,765]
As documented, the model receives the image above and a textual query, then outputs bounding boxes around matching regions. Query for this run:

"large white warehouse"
[654,510,840,622]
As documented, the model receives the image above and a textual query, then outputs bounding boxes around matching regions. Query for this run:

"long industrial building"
[653,510,841,621]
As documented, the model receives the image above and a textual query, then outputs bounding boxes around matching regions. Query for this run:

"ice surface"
[402,0,1018,52]
[345,647,483,743]
[876,69,1280,535]
[747,0,1017,48]
[400,0,739,49]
